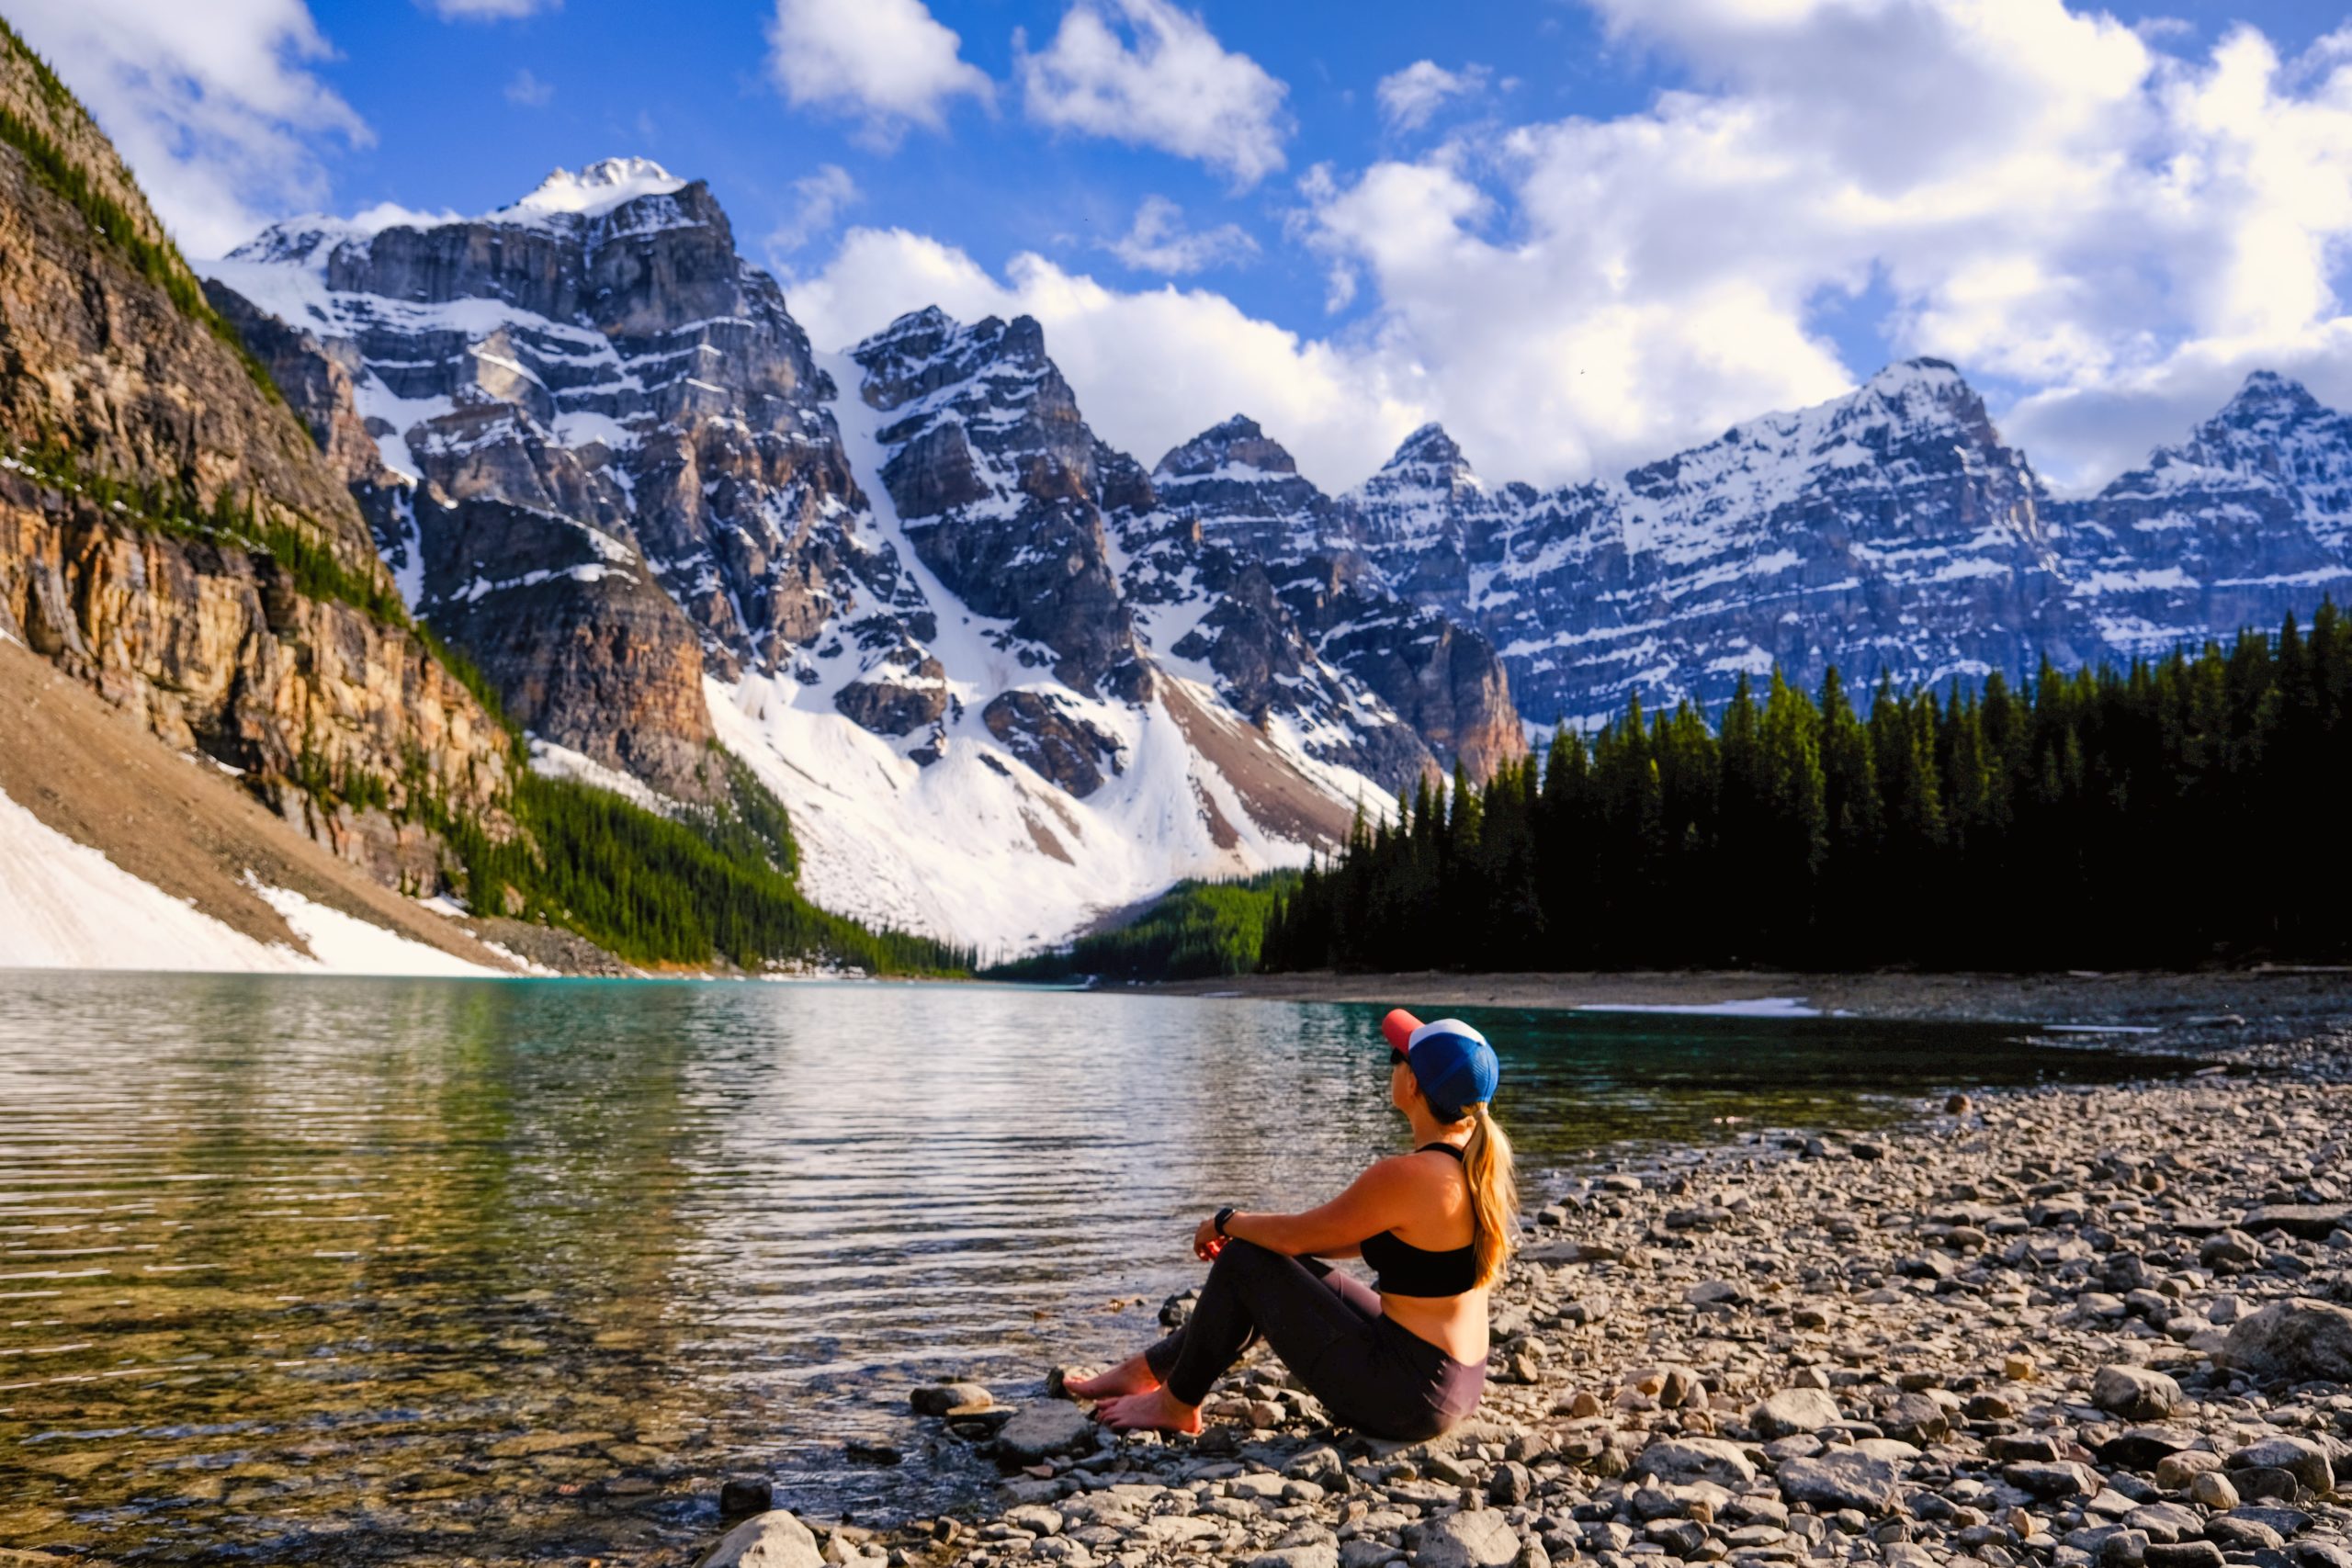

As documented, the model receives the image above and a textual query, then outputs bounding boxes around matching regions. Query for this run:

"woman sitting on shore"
[1069,1011,1517,1442]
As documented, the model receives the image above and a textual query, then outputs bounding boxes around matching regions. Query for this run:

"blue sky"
[15,0,2352,495]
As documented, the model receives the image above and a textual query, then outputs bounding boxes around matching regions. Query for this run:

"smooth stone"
[2228,1438,2335,1496]
[2092,1365,2183,1421]
[2188,1473,2240,1511]
[2101,1427,2195,1469]
[2220,1301,2352,1384]
[699,1509,823,1568]
[994,1404,1098,1463]
[1634,1438,1757,1489]
[910,1382,994,1416]
[1750,1388,1842,1438]
[2007,1462,2105,1500]
[2143,1542,2226,1568]
[2155,1452,2225,1490]
[1246,1548,1340,1568]
[2241,1205,2352,1241]
[1776,1450,1905,1517]
[720,1477,775,1517]
[1412,1509,1522,1568]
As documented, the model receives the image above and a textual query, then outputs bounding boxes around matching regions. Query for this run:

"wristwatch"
[1214,1205,1238,1236]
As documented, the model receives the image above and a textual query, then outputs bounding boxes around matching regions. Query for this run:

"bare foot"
[1093,1386,1203,1435]
[1064,1354,1159,1401]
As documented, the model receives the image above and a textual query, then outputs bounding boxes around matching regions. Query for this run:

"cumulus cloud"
[788,227,1424,487]
[766,164,860,256]
[8,0,369,258]
[1298,0,2352,490]
[503,67,553,107]
[765,0,992,143]
[1019,0,1290,186]
[1375,61,1491,132]
[1103,195,1259,275]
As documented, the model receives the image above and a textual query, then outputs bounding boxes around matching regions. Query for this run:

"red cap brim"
[1381,1008,1423,1055]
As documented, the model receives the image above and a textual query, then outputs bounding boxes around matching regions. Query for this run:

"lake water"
[0,973,2187,1563]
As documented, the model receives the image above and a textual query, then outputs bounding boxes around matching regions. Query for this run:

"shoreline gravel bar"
[698,1028,2352,1568]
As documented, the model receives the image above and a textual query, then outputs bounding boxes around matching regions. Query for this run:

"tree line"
[988,872,1296,983]
[1261,606,2352,973]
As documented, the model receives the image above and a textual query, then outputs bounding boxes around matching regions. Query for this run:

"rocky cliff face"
[2049,372,2352,654]
[208,172,1471,949]
[1319,360,2352,728]
[0,27,511,881]
[1144,415,1528,780]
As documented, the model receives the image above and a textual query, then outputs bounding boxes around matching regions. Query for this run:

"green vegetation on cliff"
[0,19,280,401]
[989,872,1297,983]
[1265,607,2352,973]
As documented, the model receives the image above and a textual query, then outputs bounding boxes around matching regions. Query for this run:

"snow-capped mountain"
[200,162,1508,950]
[2050,371,2352,656]
[1144,416,1529,783]
[1326,362,2352,727]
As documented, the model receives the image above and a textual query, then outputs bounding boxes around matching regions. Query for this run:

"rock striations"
[0,24,512,886]
[178,147,2352,949]
[203,169,1526,948]
[1295,362,2352,729]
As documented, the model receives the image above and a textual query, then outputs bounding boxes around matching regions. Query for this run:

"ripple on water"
[0,973,2182,1562]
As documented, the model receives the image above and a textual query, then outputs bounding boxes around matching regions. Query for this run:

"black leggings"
[1141,1240,1486,1442]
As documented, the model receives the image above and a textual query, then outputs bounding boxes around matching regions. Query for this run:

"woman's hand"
[1193,1213,1223,1260]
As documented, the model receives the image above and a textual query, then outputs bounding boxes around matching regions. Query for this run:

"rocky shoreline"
[695,1028,2352,1568]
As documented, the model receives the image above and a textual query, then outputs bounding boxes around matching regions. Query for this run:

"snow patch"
[247,881,502,978]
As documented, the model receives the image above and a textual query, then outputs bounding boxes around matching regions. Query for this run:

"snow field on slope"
[0,783,503,977]
[698,355,1382,954]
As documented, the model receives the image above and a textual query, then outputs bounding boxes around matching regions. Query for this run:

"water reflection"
[0,975,2178,1563]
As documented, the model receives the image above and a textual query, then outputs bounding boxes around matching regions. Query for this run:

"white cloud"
[766,164,860,256]
[423,0,558,17]
[1019,0,1290,186]
[764,0,992,144]
[8,0,369,258]
[789,227,1424,488]
[1375,61,1491,132]
[1103,195,1258,275]
[503,67,553,107]
[1294,0,2352,491]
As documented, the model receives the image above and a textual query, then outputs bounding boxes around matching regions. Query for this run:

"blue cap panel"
[1405,1018,1500,1118]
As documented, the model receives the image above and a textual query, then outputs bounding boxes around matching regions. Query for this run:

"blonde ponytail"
[1462,1102,1519,1288]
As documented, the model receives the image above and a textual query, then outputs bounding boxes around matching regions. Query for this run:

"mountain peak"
[506,157,686,220]
[1384,422,1467,473]
[1155,413,1300,479]
[2218,368,2322,421]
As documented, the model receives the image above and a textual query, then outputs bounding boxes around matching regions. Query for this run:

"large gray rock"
[1777,1450,1906,1515]
[2221,1299,2352,1383]
[698,1509,823,1568]
[2228,1438,2334,1496]
[2093,1364,2184,1421]
[1247,1549,1340,1568]
[993,1402,1097,1462]
[1748,1388,1841,1437]
[2242,1205,2352,1241]
[1411,1509,1521,1568]
[1633,1437,1757,1488]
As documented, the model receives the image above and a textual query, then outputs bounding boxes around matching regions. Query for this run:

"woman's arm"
[1211,1157,1419,1258]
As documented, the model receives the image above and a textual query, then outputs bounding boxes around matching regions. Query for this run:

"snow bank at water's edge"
[0,783,503,977]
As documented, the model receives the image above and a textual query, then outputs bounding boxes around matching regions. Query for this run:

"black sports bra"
[1360,1143,1478,1297]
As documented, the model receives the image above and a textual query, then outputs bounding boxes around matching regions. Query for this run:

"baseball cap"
[1378,1009,1500,1120]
